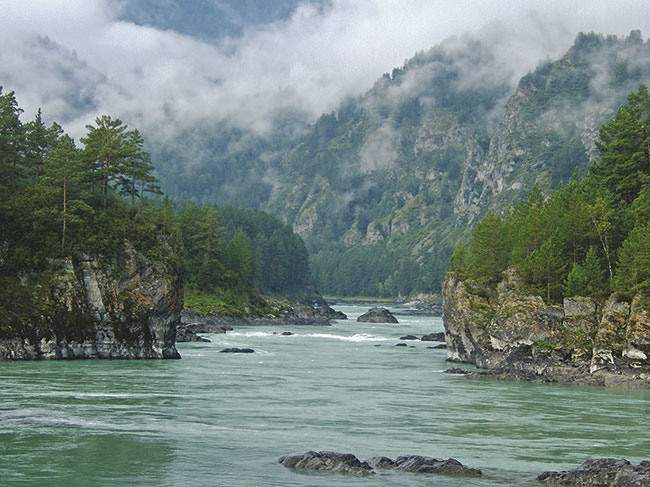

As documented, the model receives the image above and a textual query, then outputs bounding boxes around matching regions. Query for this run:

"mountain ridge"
[153,30,650,296]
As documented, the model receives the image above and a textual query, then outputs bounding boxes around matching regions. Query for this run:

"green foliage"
[467,212,510,285]
[460,84,650,304]
[593,84,650,204]
[614,223,650,296]
[566,247,608,299]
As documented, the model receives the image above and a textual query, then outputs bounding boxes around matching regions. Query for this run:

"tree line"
[452,85,650,303]
[0,87,313,321]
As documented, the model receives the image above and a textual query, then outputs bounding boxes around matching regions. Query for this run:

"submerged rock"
[400,335,419,340]
[219,348,255,353]
[278,451,374,476]
[537,458,650,486]
[357,307,399,323]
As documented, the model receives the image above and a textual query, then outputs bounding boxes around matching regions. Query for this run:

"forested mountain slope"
[154,31,650,296]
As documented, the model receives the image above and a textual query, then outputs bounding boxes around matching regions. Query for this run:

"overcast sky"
[2,0,650,140]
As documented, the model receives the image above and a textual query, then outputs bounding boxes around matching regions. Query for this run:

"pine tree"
[448,240,468,274]
[0,88,24,191]
[614,224,650,295]
[81,115,133,208]
[594,84,650,204]
[468,212,511,284]
[528,231,566,303]
[565,247,607,298]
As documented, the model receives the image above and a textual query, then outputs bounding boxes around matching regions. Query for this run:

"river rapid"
[1,305,648,486]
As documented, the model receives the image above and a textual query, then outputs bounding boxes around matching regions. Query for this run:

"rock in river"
[537,458,650,486]
[219,348,255,353]
[357,307,398,323]
[394,455,482,476]
[278,451,374,476]
[421,332,445,342]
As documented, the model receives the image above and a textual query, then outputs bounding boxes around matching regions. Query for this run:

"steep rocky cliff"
[155,31,650,296]
[442,269,650,388]
[0,240,182,360]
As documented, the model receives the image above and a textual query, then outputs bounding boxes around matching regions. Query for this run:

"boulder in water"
[357,307,398,323]
[395,455,482,476]
[421,332,445,342]
[278,451,374,476]
[399,335,419,340]
[537,458,650,486]
[219,348,255,353]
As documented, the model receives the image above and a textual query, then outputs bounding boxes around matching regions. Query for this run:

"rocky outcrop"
[0,240,182,360]
[357,307,399,323]
[537,458,650,486]
[421,332,445,342]
[442,270,650,388]
[175,327,211,343]
[278,451,481,478]
[392,455,482,476]
[219,348,254,353]
[279,451,374,477]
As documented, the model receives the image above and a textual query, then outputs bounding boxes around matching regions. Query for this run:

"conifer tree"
[81,115,133,207]
[594,84,650,204]
[0,88,24,191]
[468,212,511,284]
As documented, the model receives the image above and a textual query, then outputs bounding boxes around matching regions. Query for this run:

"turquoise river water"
[1,305,649,486]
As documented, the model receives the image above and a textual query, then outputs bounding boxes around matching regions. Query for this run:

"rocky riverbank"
[0,241,182,360]
[442,269,650,388]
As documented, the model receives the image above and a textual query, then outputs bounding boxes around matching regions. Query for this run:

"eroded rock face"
[357,307,399,323]
[442,269,650,388]
[278,451,374,477]
[0,240,182,360]
[537,458,650,486]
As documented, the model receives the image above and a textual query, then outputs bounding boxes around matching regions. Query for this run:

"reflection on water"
[1,306,648,487]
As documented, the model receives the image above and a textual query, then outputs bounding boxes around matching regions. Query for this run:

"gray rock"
[278,451,374,476]
[395,455,482,476]
[400,335,419,340]
[0,241,182,361]
[357,307,399,323]
[421,332,446,342]
[364,456,397,469]
[395,343,408,347]
[219,348,255,353]
[175,327,211,343]
[537,458,650,486]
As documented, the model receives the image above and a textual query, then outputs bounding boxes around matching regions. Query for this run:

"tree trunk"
[62,166,67,250]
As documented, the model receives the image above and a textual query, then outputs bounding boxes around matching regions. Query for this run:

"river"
[1,305,648,486]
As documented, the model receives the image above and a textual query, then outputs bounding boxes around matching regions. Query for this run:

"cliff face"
[0,241,182,360]
[442,270,650,388]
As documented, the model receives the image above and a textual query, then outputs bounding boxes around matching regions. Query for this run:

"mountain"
[153,31,650,297]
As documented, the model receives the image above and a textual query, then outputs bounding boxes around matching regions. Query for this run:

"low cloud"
[2,0,650,142]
